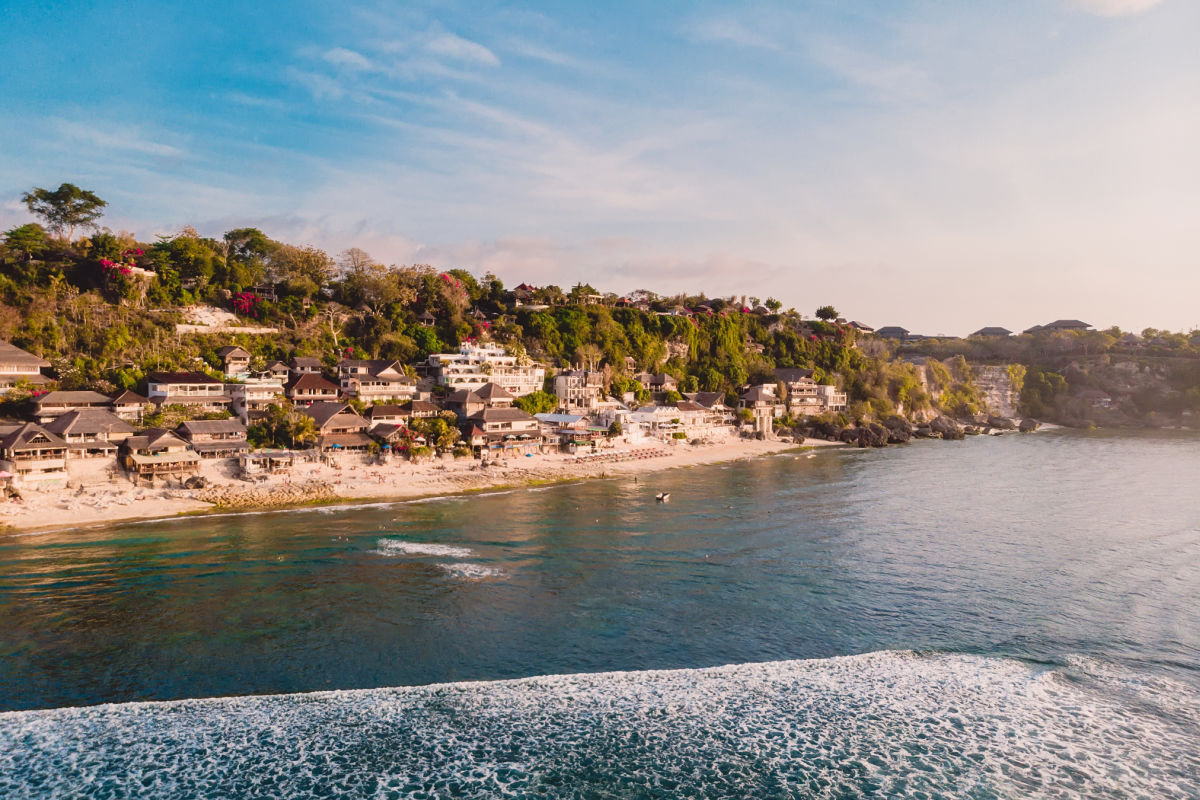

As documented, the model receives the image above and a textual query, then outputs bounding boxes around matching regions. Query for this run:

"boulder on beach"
[987,415,1018,431]
[930,416,965,441]
[1019,418,1040,432]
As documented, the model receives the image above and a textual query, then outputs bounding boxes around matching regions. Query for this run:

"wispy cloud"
[425,32,500,67]
[1069,0,1164,17]
[685,17,779,50]
[322,46,375,71]
[54,119,185,158]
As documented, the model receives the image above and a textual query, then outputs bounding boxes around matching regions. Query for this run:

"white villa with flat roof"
[427,344,544,396]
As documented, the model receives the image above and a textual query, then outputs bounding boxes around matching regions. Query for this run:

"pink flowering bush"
[233,292,261,317]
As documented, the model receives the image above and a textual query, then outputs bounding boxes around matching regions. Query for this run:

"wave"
[2,651,1197,798]
[438,563,502,579]
[372,538,475,558]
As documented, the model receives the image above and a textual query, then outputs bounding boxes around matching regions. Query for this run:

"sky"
[1,0,1197,335]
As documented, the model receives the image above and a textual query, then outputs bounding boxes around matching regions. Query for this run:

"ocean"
[1,429,1197,798]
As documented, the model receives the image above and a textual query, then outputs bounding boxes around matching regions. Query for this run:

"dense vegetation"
[4,183,1198,429]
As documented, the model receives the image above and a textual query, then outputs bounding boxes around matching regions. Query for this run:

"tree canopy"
[22,183,107,240]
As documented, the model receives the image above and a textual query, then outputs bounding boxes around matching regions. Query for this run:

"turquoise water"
[1,430,1198,797]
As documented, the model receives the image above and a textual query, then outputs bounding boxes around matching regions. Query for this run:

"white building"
[554,369,606,412]
[146,371,231,413]
[337,359,417,405]
[427,344,545,396]
[228,376,284,422]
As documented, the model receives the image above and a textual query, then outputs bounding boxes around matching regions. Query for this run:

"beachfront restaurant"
[238,450,297,475]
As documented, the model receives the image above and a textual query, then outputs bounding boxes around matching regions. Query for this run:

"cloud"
[425,33,500,66]
[54,120,185,158]
[285,67,347,100]
[1069,0,1164,16]
[322,47,374,71]
[685,17,779,50]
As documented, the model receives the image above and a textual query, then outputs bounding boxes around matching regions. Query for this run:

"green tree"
[815,305,839,321]
[3,223,49,263]
[514,390,557,415]
[22,183,107,240]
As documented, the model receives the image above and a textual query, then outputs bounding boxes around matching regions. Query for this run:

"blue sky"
[1,0,1197,334]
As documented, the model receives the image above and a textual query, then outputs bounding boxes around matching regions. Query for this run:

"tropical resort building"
[284,372,340,407]
[146,371,231,414]
[33,390,113,423]
[739,385,778,436]
[301,402,373,452]
[427,344,544,396]
[111,390,149,423]
[44,409,135,459]
[176,419,249,459]
[0,422,69,482]
[337,359,416,405]
[217,345,252,377]
[0,340,51,390]
[228,376,285,422]
[554,369,605,412]
[119,428,201,484]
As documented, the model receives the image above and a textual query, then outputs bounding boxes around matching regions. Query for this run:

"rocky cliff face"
[972,366,1019,417]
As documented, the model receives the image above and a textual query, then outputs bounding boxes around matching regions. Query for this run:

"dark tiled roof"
[112,390,148,404]
[44,410,134,437]
[147,371,224,385]
[301,401,352,427]
[285,373,339,392]
[35,390,112,406]
[470,407,537,423]
[0,422,66,451]
[0,341,50,368]
[475,382,513,401]
[177,419,247,435]
[685,392,725,409]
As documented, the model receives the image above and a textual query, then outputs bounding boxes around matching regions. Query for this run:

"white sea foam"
[372,538,475,558]
[1,651,1197,799]
[437,563,502,579]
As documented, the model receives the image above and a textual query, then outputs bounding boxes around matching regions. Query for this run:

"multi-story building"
[33,390,113,423]
[427,344,544,396]
[337,359,416,405]
[284,372,340,407]
[217,346,252,377]
[301,402,373,452]
[0,341,51,390]
[773,368,847,415]
[464,407,542,457]
[228,376,285,422]
[119,429,200,484]
[44,409,134,458]
[0,422,68,482]
[176,419,249,458]
[554,369,606,412]
[739,385,778,436]
[146,372,231,414]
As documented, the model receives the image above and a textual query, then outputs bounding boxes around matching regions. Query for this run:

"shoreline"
[1,437,845,536]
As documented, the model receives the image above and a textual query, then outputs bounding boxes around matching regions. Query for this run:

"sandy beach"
[0,437,845,535]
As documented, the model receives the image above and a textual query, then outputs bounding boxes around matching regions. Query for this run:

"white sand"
[0,436,844,535]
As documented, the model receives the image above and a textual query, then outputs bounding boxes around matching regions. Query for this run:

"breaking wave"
[372,538,475,558]
[437,563,502,580]
[2,651,1197,799]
